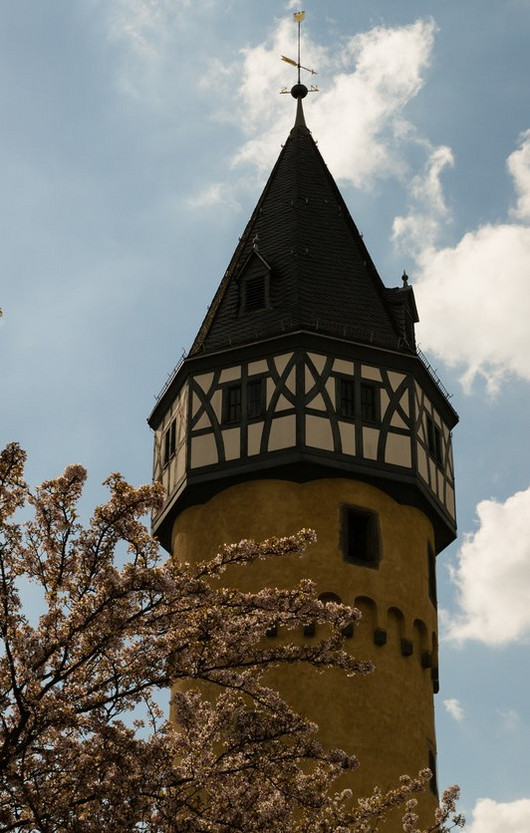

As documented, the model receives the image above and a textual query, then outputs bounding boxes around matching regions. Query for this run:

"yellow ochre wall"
[172,477,439,813]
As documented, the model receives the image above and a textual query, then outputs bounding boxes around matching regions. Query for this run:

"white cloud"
[187,182,241,212]
[402,130,530,393]
[311,20,437,189]
[497,708,520,731]
[508,129,530,221]
[205,18,439,190]
[105,0,215,105]
[393,144,454,254]
[467,798,530,833]
[107,0,186,59]
[445,487,530,646]
[414,221,530,393]
[444,698,464,722]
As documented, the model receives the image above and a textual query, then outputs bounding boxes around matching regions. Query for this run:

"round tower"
[148,87,458,813]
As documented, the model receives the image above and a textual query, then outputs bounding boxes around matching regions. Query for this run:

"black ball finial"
[291,83,308,99]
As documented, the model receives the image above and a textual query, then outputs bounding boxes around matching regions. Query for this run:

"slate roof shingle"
[190,110,417,357]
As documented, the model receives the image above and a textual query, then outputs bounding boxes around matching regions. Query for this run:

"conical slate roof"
[190,102,416,357]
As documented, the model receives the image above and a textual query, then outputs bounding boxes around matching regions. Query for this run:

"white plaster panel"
[175,448,186,484]
[429,458,437,487]
[325,378,336,406]
[275,394,292,412]
[285,368,296,395]
[176,414,186,446]
[195,412,212,431]
[309,392,327,411]
[307,352,327,375]
[195,372,214,394]
[222,427,241,461]
[333,359,354,375]
[306,415,334,451]
[437,469,444,501]
[362,427,379,461]
[248,359,268,375]
[390,412,408,430]
[447,443,454,478]
[248,422,264,456]
[339,422,356,456]
[273,353,293,376]
[385,434,412,468]
[380,389,390,418]
[446,485,456,519]
[191,434,218,468]
[362,365,382,382]
[387,370,406,391]
[211,390,222,422]
[417,446,428,482]
[399,390,410,417]
[220,366,241,383]
[153,447,162,483]
[192,392,202,418]
[268,415,296,451]
[305,366,314,393]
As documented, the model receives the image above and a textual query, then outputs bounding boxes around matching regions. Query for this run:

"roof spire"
[280,9,318,125]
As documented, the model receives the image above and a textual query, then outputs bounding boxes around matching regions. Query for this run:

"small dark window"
[338,378,355,418]
[163,419,176,468]
[247,379,265,419]
[342,506,380,568]
[223,384,242,424]
[426,416,443,465]
[428,543,437,606]
[360,382,378,422]
[244,275,267,312]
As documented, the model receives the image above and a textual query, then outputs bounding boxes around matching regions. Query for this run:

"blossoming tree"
[0,443,463,832]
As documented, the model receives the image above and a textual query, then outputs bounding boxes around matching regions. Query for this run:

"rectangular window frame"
[337,377,355,418]
[222,383,242,425]
[426,415,443,466]
[360,381,379,423]
[163,418,176,468]
[336,376,380,423]
[247,378,265,420]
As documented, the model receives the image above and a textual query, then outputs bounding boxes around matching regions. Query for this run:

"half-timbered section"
[150,334,456,552]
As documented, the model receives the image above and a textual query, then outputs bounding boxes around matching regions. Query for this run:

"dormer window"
[238,249,271,315]
[244,274,267,312]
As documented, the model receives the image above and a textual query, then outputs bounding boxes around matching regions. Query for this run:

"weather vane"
[280,10,319,97]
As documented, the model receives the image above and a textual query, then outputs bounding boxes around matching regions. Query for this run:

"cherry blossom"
[0,443,462,832]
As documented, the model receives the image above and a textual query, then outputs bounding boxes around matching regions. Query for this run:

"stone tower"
[148,85,458,808]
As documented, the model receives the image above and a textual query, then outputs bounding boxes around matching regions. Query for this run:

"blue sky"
[2,2,530,830]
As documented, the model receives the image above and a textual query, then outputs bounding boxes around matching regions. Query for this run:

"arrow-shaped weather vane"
[280,10,319,96]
